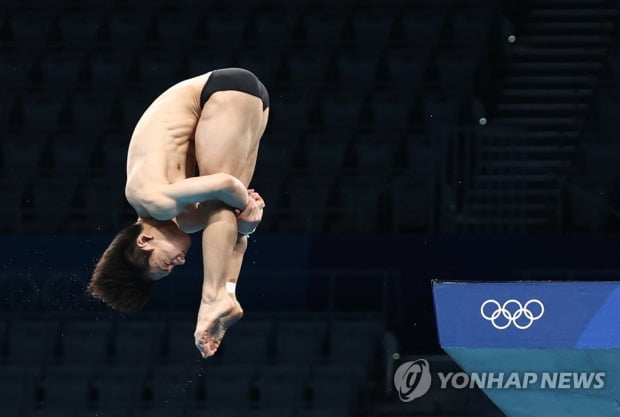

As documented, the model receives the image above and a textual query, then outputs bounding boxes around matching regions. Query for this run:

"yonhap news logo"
[393,359,432,402]
[394,359,606,403]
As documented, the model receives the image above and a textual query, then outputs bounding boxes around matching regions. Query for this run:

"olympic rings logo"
[480,299,545,330]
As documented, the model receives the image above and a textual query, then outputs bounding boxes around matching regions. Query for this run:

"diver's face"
[136,220,191,281]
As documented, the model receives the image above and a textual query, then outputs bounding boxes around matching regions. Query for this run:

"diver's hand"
[236,190,265,235]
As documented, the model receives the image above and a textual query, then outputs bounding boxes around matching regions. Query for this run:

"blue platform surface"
[433,281,620,417]
[434,281,620,349]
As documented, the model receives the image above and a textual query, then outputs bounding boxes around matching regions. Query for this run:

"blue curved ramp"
[433,281,620,417]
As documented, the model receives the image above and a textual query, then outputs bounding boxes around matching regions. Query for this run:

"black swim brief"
[200,67,270,110]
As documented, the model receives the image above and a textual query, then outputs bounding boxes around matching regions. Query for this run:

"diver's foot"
[194,294,244,358]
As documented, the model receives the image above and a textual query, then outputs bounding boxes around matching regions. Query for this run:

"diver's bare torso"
[125,72,212,218]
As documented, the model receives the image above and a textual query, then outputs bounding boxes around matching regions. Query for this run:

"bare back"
[125,73,212,217]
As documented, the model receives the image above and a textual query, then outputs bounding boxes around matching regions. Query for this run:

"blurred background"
[1,0,620,416]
